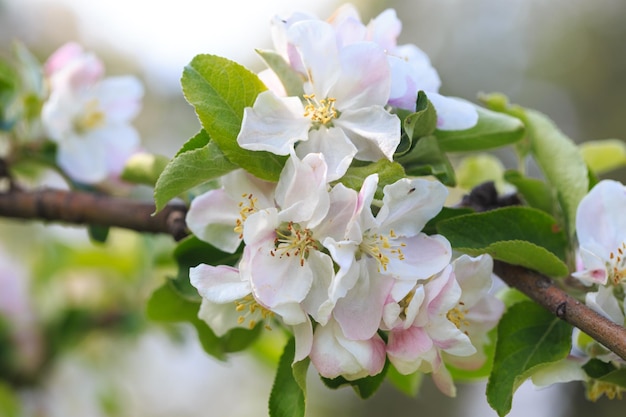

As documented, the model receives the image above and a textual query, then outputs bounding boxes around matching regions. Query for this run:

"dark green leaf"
[181,54,286,181]
[255,49,304,97]
[395,91,438,155]
[487,301,573,417]
[153,132,237,212]
[504,170,556,216]
[583,359,626,389]
[436,106,525,152]
[87,224,109,244]
[422,206,474,236]
[396,135,456,186]
[269,337,308,417]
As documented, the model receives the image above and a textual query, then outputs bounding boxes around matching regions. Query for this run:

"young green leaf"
[435,106,525,152]
[338,159,406,199]
[120,153,170,187]
[396,135,456,186]
[504,170,556,216]
[486,301,573,417]
[436,207,569,277]
[269,337,309,417]
[255,49,304,97]
[580,138,626,175]
[181,54,286,181]
[153,132,237,212]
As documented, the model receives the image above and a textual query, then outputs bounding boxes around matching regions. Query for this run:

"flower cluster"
[186,5,502,395]
[41,42,144,184]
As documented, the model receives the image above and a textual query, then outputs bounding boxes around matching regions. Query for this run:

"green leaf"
[504,170,556,216]
[435,106,525,152]
[386,365,423,397]
[0,381,20,417]
[120,153,170,186]
[486,301,573,417]
[146,281,261,360]
[255,49,304,97]
[338,159,406,199]
[437,207,569,277]
[396,91,438,154]
[396,135,456,186]
[181,54,286,181]
[321,361,389,399]
[172,235,241,299]
[422,206,474,236]
[269,337,309,417]
[87,224,110,244]
[176,128,212,156]
[153,131,237,212]
[580,139,626,175]
[583,359,626,389]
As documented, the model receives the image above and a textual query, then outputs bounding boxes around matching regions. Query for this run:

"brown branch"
[0,188,189,241]
[494,260,626,361]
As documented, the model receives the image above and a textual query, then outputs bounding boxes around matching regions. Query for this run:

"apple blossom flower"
[309,318,386,380]
[41,43,143,184]
[323,174,452,341]
[238,19,400,181]
[327,4,478,130]
[574,179,626,287]
[186,169,276,253]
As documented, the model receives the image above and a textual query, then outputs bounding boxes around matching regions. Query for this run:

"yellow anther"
[303,94,338,126]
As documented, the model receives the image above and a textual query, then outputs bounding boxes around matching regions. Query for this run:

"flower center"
[447,302,470,331]
[588,379,624,401]
[234,193,259,238]
[270,222,318,266]
[360,229,406,272]
[303,94,338,127]
[235,294,274,330]
[608,241,626,285]
[74,99,105,134]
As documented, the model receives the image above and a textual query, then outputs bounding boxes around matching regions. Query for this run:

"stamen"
[269,222,318,266]
[234,294,274,330]
[234,193,259,238]
[360,229,406,272]
[74,99,105,134]
[608,241,626,285]
[303,94,338,126]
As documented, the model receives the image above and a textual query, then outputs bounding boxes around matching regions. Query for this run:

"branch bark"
[0,188,188,241]
[1,187,625,360]
[494,261,626,361]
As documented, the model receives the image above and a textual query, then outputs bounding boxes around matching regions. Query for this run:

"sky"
[5,0,340,93]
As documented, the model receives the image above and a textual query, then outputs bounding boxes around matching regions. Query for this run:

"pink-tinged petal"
[428,318,475,357]
[386,233,451,281]
[276,152,329,227]
[431,362,457,397]
[387,326,433,375]
[366,9,401,52]
[295,127,357,182]
[319,239,360,321]
[424,267,460,317]
[186,189,242,253]
[332,42,390,109]
[427,93,478,131]
[453,254,494,308]
[576,180,626,264]
[292,319,313,362]
[327,4,367,46]
[189,264,249,303]
[46,44,104,90]
[334,261,394,340]
[197,297,242,337]
[237,91,310,155]
[287,20,340,99]
[572,246,608,285]
[463,295,505,335]
[313,183,358,241]
[334,106,400,162]
[377,178,448,236]
[300,251,335,324]
[44,42,85,76]
[310,320,386,381]
[96,76,144,122]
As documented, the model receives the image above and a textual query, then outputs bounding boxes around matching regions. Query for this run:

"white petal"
[428,93,478,131]
[97,76,144,122]
[237,91,310,155]
[189,264,250,303]
[56,132,108,184]
[186,189,242,253]
[197,297,241,337]
[295,127,356,182]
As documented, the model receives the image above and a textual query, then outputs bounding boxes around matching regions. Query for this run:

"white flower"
[574,179,626,286]
[41,43,143,184]
[238,20,400,181]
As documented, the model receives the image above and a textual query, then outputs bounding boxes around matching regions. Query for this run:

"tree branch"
[1,187,625,360]
[0,188,188,241]
[494,260,626,361]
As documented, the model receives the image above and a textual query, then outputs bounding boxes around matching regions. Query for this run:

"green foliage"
[583,359,626,389]
[146,281,261,360]
[580,139,626,175]
[87,224,110,244]
[396,135,456,186]
[386,365,423,397]
[255,49,304,97]
[0,381,20,417]
[487,301,573,417]
[181,54,286,181]
[422,206,474,236]
[436,105,525,152]
[153,130,237,212]
[437,207,569,277]
[503,170,556,216]
[321,361,389,399]
[395,90,438,155]
[120,153,170,187]
[338,159,406,199]
[269,337,309,417]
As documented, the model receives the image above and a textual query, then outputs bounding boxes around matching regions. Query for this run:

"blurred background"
[0,0,625,416]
